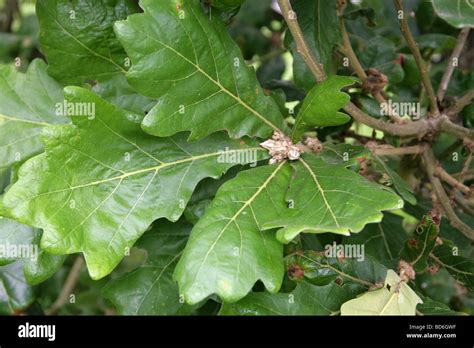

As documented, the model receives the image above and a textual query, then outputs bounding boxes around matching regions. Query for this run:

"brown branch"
[343,102,431,137]
[438,116,474,140]
[446,90,474,116]
[393,0,439,116]
[338,17,404,124]
[452,193,474,216]
[277,0,326,83]
[278,0,472,143]
[437,28,471,102]
[369,144,424,156]
[45,257,84,315]
[436,166,472,196]
[422,147,474,240]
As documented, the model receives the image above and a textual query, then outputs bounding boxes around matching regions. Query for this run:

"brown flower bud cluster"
[303,137,323,153]
[362,68,388,93]
[260,131,301,164]
[398,260,416,282]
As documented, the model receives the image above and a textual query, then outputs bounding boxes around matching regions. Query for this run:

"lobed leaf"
[264,154,404,243]
[174,163,290,304]
[2,88,266,279]
[114,0,287,140]
[291,75,355,142]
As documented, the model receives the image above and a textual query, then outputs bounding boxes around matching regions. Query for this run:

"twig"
[278,0,472,143]
[45,257,84,315]
[343,102,431,137]
[436,166,472,196]
[438,116,474,141]
[422,147,474,240]
[437,28,471,103]
[369,144,424,156]
[393,0,439,116]
[339,17,404,123]
[452,193,474,216]
[277,0,326,82]
[446,90,474,116]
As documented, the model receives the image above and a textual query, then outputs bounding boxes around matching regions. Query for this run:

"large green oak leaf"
[114,0,287,140]
[264,154,404,243]
[174,163,290,304]
[1,88,266,279]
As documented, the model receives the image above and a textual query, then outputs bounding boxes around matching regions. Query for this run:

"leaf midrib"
[191,161,287,285]
[28,148,264,200]
[130,15,284,134]
[299,158,340,227]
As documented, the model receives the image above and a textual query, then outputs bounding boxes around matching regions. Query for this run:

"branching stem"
[393,0,439,116]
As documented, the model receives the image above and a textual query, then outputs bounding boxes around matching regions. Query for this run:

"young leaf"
[0,59,68,169]
[291,76,355,142]
[114,0,287,140]
[431,243,474,291]
[263,154,404,243]
[219,281,363,315]
[340,270,422,315]
[431,0,474,28]
[0,261,36,314]
[1,88,266,280]
[400,215,438,273]
[36,0,137,85]
[174,163,291,304]
[285,0,341,90]
[103,219,196,315]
